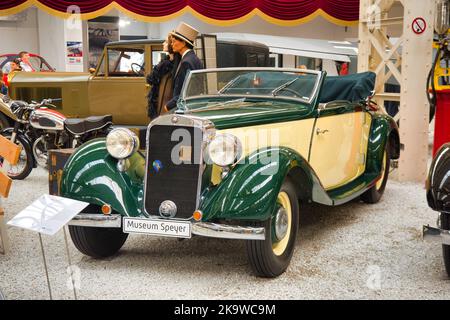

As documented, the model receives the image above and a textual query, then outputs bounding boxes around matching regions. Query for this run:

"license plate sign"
[123,217,191,238]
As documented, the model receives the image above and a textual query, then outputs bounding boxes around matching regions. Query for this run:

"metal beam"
[397,0,434,182]
[358,0,435,182]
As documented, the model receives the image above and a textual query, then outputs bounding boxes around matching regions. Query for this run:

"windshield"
[182,68,320,105]
[29,56,52,72]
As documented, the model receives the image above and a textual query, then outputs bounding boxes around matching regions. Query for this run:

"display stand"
[36,226,77,300]
[7,194,89,300]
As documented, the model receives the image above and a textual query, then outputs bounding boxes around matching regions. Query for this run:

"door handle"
[316,128,329,135]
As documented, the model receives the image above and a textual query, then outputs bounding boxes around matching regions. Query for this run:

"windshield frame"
[181,67,323,106]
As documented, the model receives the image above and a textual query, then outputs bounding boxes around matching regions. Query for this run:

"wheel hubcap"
[275,207,288,241]
[272,191,292,256]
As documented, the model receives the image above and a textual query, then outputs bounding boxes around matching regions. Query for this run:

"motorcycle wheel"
[0,133,34,180]
[32,136,49,168]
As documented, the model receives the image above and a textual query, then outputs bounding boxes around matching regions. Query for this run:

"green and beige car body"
[61,68,400,239]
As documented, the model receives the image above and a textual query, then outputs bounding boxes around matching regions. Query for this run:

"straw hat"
[170,22,199,47]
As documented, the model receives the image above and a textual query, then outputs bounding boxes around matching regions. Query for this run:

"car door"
[88,45,149,126]
[309,102,372,190]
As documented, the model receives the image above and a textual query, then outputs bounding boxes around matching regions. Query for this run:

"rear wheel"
[69,224,128,258]
[0,133,33,180]
[441,212,450,277]
[246,178,299,277]
[361,143,390,204]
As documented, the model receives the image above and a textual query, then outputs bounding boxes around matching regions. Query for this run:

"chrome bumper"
[68,214,122,228]
[423,225,450,245]
[192,222,265,240]
[67,214,265,240]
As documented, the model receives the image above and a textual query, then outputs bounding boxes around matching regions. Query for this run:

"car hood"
[9,71,91,84]
[183,99,312,129]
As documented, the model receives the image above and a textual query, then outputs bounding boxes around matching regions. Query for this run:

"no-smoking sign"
[412,17,426,35]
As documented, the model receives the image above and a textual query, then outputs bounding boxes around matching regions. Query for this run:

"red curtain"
[0,0,360,23]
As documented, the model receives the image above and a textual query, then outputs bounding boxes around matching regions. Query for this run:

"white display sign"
[123,217,191,238]
[7,195,89,236]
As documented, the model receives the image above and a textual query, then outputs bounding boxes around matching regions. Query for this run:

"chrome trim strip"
[423,225,450,245]
[192,222,265,240]
[68,213,122,228]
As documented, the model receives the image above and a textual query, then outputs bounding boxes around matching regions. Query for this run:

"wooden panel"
[48,148,75,196]
[0,134,21,165]
[0,172,12,198]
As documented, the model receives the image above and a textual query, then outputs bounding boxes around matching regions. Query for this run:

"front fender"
[60,139,146,217]
[366,114,398,177]
[200,147,331,221]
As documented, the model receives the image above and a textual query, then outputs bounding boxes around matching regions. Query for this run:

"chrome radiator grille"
[144,124,203,219]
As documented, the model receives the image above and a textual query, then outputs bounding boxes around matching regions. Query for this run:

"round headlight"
[206,133,242,167]
[106,128,139,159]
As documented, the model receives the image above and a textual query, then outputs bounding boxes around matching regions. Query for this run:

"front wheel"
[0,133,34,180]
[246,178,299,277]
[441,212,450,277]
[69,224,128,258]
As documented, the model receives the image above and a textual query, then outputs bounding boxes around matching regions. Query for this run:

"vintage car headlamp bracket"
[106,128,139,160]
[205,133,242,167]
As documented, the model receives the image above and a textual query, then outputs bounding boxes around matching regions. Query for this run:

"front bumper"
[68,214,265,240]
[422,225,450,245]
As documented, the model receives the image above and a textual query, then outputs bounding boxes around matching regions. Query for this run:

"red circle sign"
[412,17,426,34]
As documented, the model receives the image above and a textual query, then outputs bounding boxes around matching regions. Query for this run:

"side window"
[107,47,145,76]
[152,51,168,67]
[246,53,257,67]
[257,54,266,67]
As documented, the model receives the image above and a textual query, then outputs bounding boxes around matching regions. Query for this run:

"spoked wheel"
[0,133,33,180]
[32,136,49,168]
[246,178,299,277]
[361,142,390,204]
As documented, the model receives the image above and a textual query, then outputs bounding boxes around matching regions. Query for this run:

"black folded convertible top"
[319,71,376,103]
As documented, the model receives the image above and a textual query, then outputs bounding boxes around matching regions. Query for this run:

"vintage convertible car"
[57,68,400,277]
[424,143,450,276]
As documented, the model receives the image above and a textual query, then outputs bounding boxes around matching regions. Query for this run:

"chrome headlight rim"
[206,133,242,167]
[106,128,139,160]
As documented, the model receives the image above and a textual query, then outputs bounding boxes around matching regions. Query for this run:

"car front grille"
[144,124,203,219]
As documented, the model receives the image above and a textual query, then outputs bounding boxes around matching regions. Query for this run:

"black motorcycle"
[0,96,112,180]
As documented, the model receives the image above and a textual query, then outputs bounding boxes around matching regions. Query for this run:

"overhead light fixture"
[119,19,131,27]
